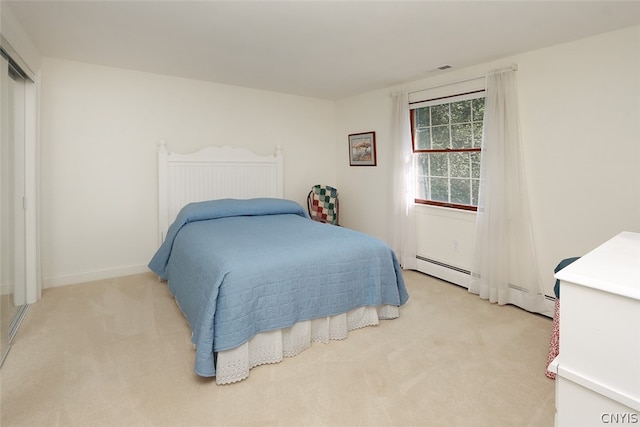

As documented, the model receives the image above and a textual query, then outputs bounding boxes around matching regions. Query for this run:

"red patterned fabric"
[546,299,560,379]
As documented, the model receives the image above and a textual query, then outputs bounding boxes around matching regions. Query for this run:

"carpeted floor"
[0,270,555,426]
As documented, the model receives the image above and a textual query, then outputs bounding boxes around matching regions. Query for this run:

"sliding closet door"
[0,51,28,366]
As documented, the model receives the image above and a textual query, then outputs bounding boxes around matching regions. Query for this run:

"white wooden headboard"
[157,141,284,244]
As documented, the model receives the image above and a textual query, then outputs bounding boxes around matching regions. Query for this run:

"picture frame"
[348,131,377,166]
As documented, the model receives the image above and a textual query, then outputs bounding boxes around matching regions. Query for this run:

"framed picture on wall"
[348,131,377,166]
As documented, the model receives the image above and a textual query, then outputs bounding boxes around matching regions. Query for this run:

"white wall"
[517,26,640,293]
[336,26,640,297]
[37,26,640,292]
[40,58,336,286]
[334,90,395,242]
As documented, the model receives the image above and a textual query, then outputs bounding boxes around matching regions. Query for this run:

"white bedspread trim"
[215,305,399,385]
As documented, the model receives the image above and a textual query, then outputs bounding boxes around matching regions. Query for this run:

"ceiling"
[5,1,640,100]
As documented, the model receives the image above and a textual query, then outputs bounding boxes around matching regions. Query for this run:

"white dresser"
[549,231,640,426]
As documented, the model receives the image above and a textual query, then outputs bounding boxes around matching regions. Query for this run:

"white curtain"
[389,93,417,269]
[468,69,546,313]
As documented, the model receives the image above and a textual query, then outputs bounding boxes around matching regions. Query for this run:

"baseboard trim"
[43,264,150,288]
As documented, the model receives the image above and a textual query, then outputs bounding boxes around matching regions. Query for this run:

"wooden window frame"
[410,91,484,211]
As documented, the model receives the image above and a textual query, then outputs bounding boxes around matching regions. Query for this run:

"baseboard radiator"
[416,256,556,315]
[416,256,469,275]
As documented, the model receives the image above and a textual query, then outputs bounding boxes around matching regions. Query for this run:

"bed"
[148,142,409,384]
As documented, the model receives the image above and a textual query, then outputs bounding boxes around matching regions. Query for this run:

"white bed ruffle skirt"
[214,305,399,385]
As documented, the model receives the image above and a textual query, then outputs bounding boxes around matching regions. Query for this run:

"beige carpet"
[0,270,555,426]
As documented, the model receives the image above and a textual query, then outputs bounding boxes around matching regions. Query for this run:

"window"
[411,91,485,211]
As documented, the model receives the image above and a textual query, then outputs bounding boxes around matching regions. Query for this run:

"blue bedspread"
[148,198,408,377]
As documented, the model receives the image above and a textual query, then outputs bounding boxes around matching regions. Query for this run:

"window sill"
[414,203,477,218]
